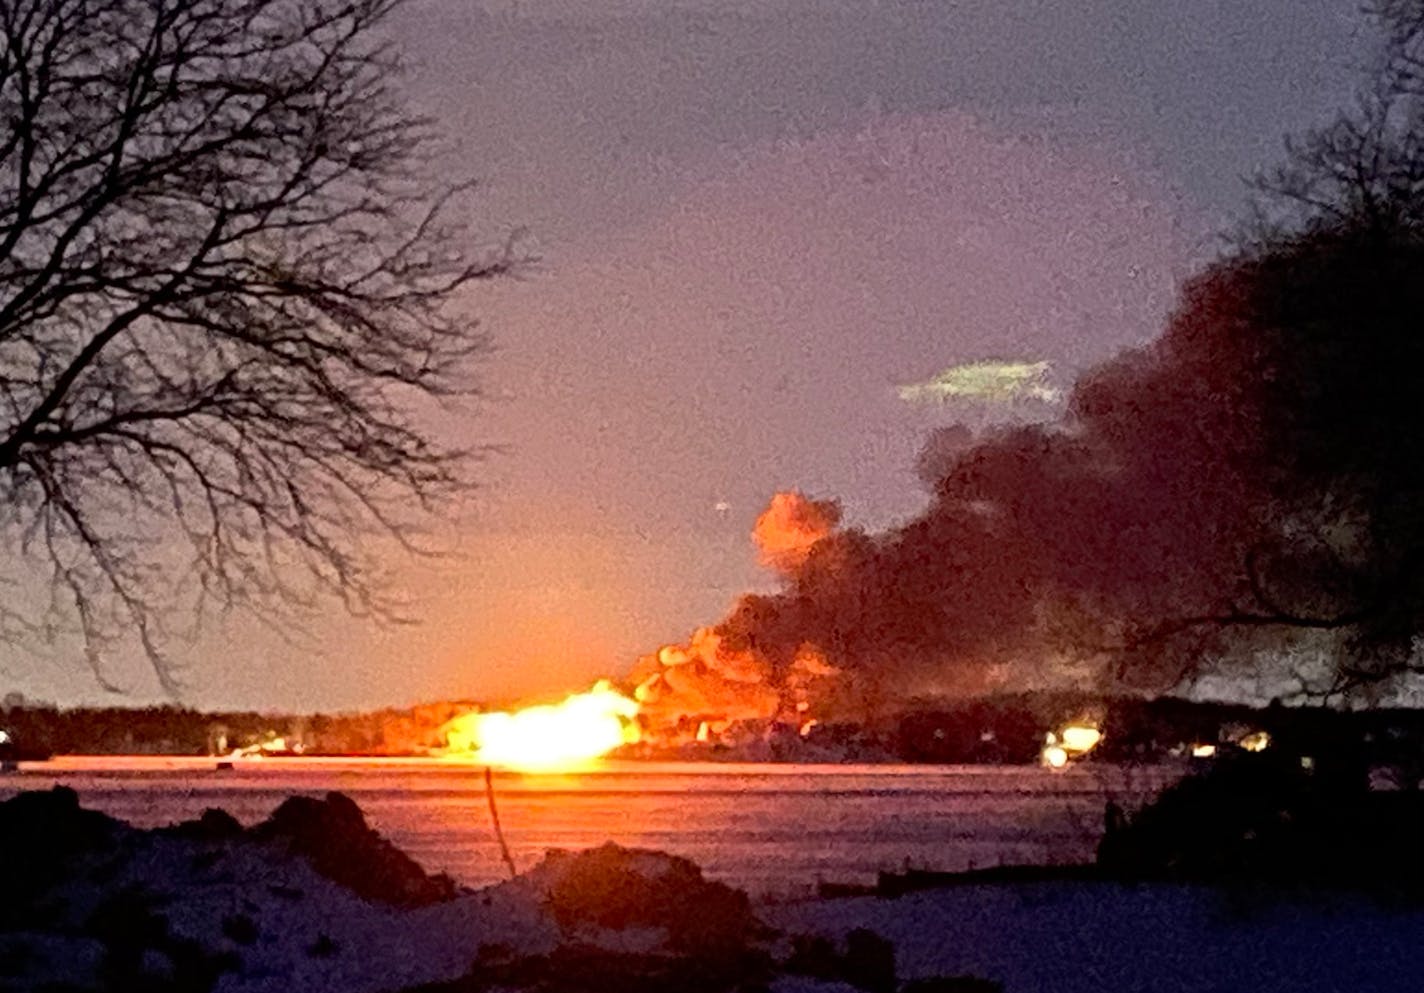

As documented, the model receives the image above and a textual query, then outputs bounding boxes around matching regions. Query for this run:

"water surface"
[1,757,1184,895]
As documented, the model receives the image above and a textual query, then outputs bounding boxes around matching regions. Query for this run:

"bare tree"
[1250,1,1424,241]
[1109,0,1424,701]
[0,0,510,691]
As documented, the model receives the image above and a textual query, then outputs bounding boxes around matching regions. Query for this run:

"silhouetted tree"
[0,0,510,690]
[1121,0,1424,696]
[1251,1,1424,243]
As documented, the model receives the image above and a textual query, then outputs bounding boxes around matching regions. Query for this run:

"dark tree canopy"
[1149,0,1424,691]
[0,0,507,690]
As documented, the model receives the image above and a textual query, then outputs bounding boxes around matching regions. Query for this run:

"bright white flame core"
[441,681,640,771]
[1042,723,1101,768]
[1060,726,1102,753]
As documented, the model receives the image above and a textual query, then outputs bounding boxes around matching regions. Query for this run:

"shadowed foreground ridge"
[8,787,1424,992]
[1098,753,1424,897]
[0,786,458,908]
[0,789,1010,993]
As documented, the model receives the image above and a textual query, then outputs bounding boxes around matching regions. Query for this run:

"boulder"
[253,792,456,906]
[535,843,762,956]
[0,787,117,923]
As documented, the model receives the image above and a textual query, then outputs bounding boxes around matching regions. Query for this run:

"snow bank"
[0,787,557,993]
[768,881,1424,993]
[9,786,1424,993]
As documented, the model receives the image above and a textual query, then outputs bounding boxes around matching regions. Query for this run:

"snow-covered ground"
[112,843,556,993]
[8,786,1424,993]
[2,800,560,993]
[769,882,1424,993]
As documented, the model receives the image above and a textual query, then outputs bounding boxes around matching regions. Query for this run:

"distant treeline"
[891,692,1424,785]
[0,699,483,758]
[5,692,1424,776]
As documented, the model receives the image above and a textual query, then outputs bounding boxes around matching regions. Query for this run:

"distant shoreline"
[3,752,1189,772]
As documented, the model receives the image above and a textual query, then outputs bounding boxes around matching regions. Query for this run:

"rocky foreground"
[5,786,1424,993]
[0,787,986,993]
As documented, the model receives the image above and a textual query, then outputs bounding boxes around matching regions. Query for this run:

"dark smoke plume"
[713,221,1424,709]
[636,3,1424,720]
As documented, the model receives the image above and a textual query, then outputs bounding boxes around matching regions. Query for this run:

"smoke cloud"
[635,219,1424,727]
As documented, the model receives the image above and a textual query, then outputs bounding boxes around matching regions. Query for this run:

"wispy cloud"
[897,359,1062,404]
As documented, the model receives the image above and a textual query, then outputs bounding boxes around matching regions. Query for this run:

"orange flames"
[753,491,840,575]
[628,626,842,744]
[439,680,641,771]
[440,492,853,763]
[629,627,781,735]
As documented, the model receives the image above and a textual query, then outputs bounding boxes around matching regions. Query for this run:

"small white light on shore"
[1238,730,1270,753]
[1043,745,1069,769]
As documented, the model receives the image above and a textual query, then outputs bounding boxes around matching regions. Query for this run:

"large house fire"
[434,638,842,769]
[437,493,872,768]
[438,681,640,770]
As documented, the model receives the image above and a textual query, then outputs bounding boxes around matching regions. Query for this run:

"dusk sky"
[8,0,1374,710]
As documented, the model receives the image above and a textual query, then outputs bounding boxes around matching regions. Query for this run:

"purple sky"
[9,0,1374,710]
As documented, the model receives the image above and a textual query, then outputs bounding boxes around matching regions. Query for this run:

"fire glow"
[439,681,640,771]
[1042,724,1102,768]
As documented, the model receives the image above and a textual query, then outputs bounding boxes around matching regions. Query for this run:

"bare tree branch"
[0,0,515,690]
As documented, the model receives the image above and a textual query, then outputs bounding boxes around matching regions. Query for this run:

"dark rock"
[444,945,774,993]
[0,788,118,925]
[540,843,762,957]
[842,929,896,993]
[266,791,366,840]
[253,792,456,906]
[86,886,168,947]
[220,914,258,946]
[0,938,33,978]
[89,888,169,990]
[785,929,897,993]
[901,979,1003,993]
[166,808,243,842]
[474,941,517,966]
[785,934,842,981]
[0,786,115,852]
[167,936,241,992]
[307,933,339,958]
[87,886,236,993]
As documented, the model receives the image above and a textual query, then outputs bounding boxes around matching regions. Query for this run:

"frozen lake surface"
[1,757,1185,895]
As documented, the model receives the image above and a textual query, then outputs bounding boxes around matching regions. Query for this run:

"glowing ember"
[440,681,640,771]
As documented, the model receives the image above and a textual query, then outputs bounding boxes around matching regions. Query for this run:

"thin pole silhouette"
[485,765,518,879]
